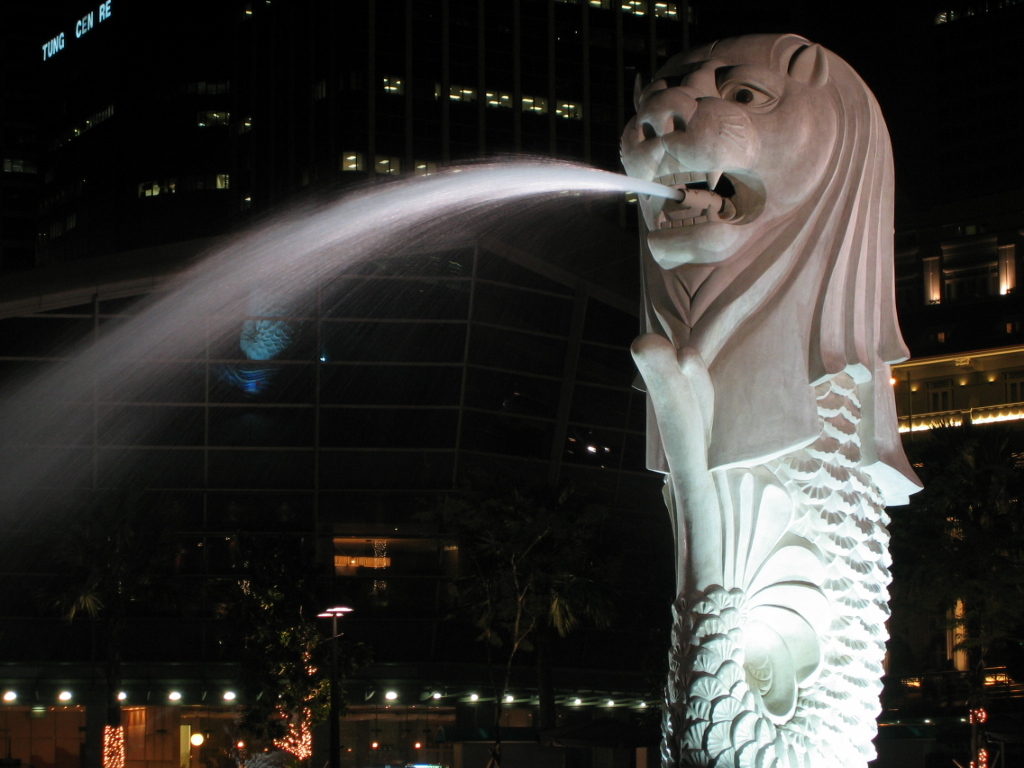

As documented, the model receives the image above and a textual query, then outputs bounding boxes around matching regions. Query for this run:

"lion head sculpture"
[621,33,918,505]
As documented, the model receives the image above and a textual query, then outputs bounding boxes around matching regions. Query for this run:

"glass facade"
[0,241,668,669]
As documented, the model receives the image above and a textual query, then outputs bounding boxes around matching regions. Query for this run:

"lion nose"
[637,88,701,138]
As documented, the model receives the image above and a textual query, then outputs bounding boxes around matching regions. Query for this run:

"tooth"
[707,170,723,191]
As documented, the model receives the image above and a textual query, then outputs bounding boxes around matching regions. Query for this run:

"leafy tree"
[435,482,614,766]
[223,534,369,751]
[889,423,1024,760]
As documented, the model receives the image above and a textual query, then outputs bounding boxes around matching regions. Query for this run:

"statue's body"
[620,34,920,767]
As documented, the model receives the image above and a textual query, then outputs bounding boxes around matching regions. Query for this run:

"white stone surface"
[621,34,921,768]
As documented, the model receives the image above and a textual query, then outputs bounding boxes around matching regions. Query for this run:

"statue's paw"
[679,346,713,441]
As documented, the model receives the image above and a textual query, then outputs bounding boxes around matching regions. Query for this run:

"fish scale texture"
[662,372,891,768]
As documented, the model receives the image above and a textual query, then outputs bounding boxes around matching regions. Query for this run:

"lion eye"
[722,83,775,109]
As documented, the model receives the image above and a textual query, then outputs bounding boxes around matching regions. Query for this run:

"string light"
[273,708,313,761]
[968,707,989,768]
[103,725,125,768]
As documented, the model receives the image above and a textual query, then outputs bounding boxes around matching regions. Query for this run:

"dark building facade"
[1,3,696,767]
[26,0,688,267]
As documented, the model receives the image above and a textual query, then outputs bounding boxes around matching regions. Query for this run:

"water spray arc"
[0,161,678,513]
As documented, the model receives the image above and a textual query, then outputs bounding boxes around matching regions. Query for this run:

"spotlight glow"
[58,690,72,702]
[168,691,182,702]
[2,691,15,702]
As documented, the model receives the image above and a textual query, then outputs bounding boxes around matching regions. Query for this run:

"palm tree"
[51,489,176,768]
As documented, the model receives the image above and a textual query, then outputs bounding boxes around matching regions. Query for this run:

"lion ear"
[788,44,829,87]
[633,73,644,111]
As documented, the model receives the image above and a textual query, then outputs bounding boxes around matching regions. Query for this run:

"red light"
[370,741,379,750]
[414,742,422,749]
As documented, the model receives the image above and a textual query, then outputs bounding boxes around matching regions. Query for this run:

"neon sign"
[41,1,112,61]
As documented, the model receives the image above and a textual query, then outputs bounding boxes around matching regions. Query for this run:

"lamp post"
[317,606,353,768]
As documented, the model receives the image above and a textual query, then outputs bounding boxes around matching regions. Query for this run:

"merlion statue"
[620,34,920,767]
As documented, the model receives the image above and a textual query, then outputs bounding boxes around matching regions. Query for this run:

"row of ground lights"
[2,690,238,704]
[373,689,652,709]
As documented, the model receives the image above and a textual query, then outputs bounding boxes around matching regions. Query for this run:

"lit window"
[522,95,548,114]
[341,152,365,171]
[414,161,437,176]
[923,256,941,304]
[137,180,176,198]
[654,2,678,18]
[621,0,645,16]
[197,110,230,127]
[382,76,404,94]
[2,158,37,174]
[216,173,231,190]
[485,90,512,109]
[999,244,1016,295]
[57,104,114,147]
[589,0,610,7]
[448,84,477,102]
[375,156,401,175]
[335,555,391,570]
[239,117,253,134]
[555,101,582,120]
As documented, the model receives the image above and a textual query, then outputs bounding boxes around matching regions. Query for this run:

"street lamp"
[317,606,353,768]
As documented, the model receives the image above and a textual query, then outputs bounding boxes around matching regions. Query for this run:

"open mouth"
[646,171,741,230]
